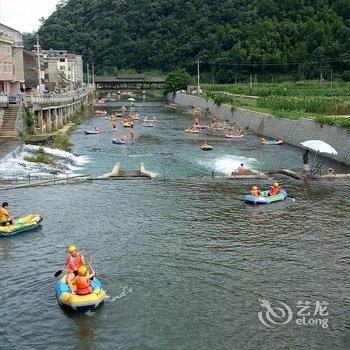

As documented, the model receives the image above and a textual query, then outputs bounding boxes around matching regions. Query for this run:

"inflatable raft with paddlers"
[0,214,43,237]
[122,122,133,128]
[193,124,208,129]
[56,274,106,312]
[84,130,101,135]
[186,128,199,134]
[261,138,283,145]
[244,189,287,204]
[112,138,127,145]
[201,144,213,151]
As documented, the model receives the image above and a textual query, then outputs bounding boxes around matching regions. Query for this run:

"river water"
[1,100,350,350]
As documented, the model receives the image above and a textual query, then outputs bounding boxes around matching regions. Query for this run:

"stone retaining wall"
[168,93,350,165]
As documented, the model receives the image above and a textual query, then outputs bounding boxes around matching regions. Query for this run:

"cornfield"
[203,83,350,97]
[257,96,350,114]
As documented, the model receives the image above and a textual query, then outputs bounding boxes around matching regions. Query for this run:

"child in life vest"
[1,202,13,226]
[268,182,281,196]
[75,265,95,295]
[60,245,85,294]
[250,186,260,197]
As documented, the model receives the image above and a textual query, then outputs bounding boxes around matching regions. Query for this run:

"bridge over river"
[94,75,166,90]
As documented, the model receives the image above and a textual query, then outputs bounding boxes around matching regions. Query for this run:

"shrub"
[52,133,73,151]
[24,147,54,164]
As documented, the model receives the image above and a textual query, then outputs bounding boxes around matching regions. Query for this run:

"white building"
[0,23,24,93]
[34,49,84,91]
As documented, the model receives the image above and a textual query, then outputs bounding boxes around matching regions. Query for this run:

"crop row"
[257,96,350,114]
[203,83,350,97]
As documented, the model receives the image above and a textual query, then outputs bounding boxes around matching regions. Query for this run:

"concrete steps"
[0,105,20,140]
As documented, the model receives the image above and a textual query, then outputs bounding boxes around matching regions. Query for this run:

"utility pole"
[197,59,200,92]
[92,62,95,87]
[86,63,90,85]
[35,35,41,94]
[250,74,253,87]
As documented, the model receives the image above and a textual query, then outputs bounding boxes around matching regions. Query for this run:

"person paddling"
[75,265,95,295]
[59,245,85,294]
[1,202,13,226]
[268,182,281,196]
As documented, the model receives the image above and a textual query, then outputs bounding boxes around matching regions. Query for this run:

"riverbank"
[168,93,350,165]
[0,139,20,160]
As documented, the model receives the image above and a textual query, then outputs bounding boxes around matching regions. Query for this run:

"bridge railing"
[25,88,88,108]
[0,94,9,107]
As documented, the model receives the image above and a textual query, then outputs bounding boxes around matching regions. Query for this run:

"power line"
[202,57,350,67]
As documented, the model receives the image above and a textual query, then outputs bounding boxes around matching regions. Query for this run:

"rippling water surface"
[1,100,350,350]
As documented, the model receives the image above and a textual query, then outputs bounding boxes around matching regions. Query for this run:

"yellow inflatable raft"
[56,274,106,312]
[0,214,43,237]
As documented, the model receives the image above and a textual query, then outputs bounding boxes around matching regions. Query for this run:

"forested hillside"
[26,0,350,82]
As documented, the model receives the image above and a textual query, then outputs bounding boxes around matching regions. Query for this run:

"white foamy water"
[196,155,258,175]
[0,144,89,178]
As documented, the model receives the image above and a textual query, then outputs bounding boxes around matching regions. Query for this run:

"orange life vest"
[269,187,280,196]
[75,275,92,295]
[67,254,83,273]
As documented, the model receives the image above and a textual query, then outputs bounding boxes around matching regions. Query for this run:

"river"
[0,99,349,350]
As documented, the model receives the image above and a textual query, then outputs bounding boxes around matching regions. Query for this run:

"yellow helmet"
[68,245,77,253]
[78,266,87,276]
[273,182,279,187]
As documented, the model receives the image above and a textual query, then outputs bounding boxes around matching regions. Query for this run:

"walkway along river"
[0,99,349,350]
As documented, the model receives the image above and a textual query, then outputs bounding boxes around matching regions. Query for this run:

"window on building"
[44,73,49,80]
[44,62,48,69]
[59,66,65,71]
[59,58,65,62]
[2,45,11,55]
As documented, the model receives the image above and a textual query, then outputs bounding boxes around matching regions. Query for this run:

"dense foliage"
[26,0,350,82]
[164,69,193,95]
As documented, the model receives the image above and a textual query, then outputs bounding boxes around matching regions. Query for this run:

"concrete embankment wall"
[168,93,350,165]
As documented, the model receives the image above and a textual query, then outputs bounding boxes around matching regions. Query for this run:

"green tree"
[164,69,193,95]
[31,0,350,81]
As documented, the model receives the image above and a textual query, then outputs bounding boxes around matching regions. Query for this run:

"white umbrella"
[127,98,136,101]
[301,140,338,155]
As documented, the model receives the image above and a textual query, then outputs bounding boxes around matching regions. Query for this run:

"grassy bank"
[202,82,350,129]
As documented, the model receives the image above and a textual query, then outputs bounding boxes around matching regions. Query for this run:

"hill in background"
[25,0,350,82]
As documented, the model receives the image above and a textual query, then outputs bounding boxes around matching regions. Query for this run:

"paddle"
[88,253,94,281]
[54,269,62,278]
